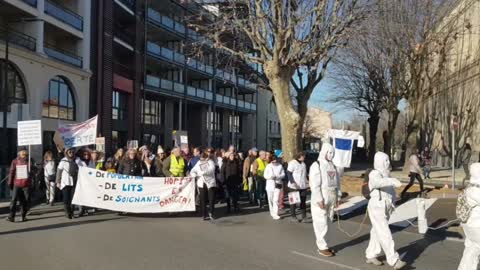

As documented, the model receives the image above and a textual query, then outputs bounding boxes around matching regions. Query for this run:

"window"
[42,76,75,120]
[229,115,239,133]
[112,91,128,120]
[0,60,27,108]
[142,99,162,125]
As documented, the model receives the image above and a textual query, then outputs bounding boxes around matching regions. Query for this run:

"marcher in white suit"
[458,163,480,270]
[365,152,406,269]
[309,143,341,257]
[264,155,285,220]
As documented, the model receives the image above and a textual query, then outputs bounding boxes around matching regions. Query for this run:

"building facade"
[0,0,91,163]
[91,0,258,155]
[256,88,281,151]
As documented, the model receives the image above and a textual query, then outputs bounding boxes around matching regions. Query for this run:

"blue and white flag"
[328,129,361,168]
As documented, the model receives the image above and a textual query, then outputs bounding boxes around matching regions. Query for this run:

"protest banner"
[72,167,196,213]
[95,137,105,152]
[17,120,42,146]
[127,140,138,150]
[58,116,98,148]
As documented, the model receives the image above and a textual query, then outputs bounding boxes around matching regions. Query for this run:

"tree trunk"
[368,114,380,161]
[386,108,400,160]
[264,63,298,161]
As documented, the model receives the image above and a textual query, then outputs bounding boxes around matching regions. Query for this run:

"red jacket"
[8,157,32,188]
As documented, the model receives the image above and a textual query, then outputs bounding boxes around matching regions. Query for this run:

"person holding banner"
[163,147,186,177]
[190,151,217,220]
[56,148,79,219]
[113,148,125,172]
[6,149,34,222]
[155,146,167,177]
[118,148,142,177]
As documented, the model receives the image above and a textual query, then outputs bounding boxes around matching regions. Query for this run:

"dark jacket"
[118,158,142,176]
[221,159,243,186]
[8,157,33,188]
[188,156,200,172]
[141,162,157,177]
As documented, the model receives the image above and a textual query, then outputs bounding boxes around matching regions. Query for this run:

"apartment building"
[256,88,281,151]
[0,0,91,163]
[91,0,258,154]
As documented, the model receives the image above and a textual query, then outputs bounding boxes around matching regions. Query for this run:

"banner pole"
[28,144,31,173]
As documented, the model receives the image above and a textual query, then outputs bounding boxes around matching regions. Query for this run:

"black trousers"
[62,186,75,217]
[288,188,307,219]
[226,184,241,209]
[9,186,30,219]
[402,172,424,194]
[199,185,216,218]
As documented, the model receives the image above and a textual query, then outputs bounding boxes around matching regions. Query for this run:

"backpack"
[361,168,374,200]
[456,183,480,223]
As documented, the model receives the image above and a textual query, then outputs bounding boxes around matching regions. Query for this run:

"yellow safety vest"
[169,155,185,177]
[256,158,266,178]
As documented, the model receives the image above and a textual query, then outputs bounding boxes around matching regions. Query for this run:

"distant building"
[256,88,280,151]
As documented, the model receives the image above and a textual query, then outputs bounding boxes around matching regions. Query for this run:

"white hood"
[374,152,391,176]
[470,163,480,185]
[318,143,335,163]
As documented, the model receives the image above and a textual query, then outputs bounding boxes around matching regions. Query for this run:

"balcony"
[147,8,185,36]
[0,28,36,51]
[44,43,83,68]
[22,0,37,7]
[146,75,184,95]
[117,0,135,11]
[215,68,236,85]
[147,41,214,76]
[45,0,83,31]
[114,24,135,46]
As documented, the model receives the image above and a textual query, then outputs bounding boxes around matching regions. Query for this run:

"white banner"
[72,167,196,213]
[58,116,98,148]
[17,120,42,146]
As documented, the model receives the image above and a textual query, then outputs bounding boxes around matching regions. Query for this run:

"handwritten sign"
[58,116,98,148]
[17,120,42,146]
[72,167,195,213]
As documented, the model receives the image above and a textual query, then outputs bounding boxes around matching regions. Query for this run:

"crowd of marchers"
[5,142,480,270]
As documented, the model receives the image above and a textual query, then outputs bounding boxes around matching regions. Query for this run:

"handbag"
[47,174,56,182]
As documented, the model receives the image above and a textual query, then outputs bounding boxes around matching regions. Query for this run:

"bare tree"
[329,18,396,160]
[190,0,366,160]
[375,0,457,169]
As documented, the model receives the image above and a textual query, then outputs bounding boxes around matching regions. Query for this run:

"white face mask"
[325,150,334,161]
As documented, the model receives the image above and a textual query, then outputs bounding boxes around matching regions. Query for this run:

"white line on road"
[291,251,363,270]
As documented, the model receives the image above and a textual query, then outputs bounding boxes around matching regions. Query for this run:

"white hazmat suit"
[264,160,286,220]
[309,143,341,252]
[366,152,405,268]
[458,163,480,270]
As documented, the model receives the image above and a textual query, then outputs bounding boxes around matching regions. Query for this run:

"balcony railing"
[22,0,37,7]
[147,75,216,101]
[0,28,36,51]
[45,0,83,31]
[147,41,214,75]
[114,25,135,46]
[147,8,185,35]
[44,43,83,68]
[118,0,135,11]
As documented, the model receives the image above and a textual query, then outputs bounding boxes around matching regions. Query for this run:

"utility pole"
[451,113,458,190]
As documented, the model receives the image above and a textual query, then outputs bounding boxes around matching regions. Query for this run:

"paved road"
[0,204,468,270]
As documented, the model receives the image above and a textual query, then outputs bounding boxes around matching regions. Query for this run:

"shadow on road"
[0,217,124,236]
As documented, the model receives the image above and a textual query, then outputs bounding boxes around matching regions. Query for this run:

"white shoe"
[393,260,407,270]
[272,215,281,220]
[366,258,384,266]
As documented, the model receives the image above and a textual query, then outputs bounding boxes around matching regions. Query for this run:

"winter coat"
[154,157,165,177]
[242,156,256,179]
[118,158,142,176]
[221,159,242,186]
[190,159,217,189]
[142,162,157,177]
[409,154,423,174]
[8,157,33,188]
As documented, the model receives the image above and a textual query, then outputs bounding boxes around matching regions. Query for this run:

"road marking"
[291,251,363,270]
